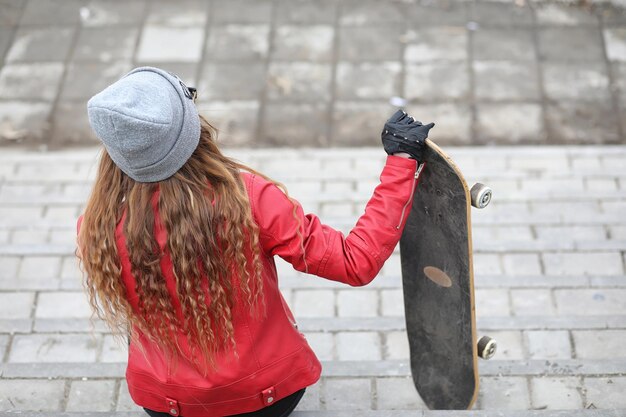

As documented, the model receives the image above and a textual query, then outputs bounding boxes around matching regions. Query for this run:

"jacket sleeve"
[249,155,420,287]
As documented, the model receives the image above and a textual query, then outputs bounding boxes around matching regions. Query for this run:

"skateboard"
[399,139,496,410]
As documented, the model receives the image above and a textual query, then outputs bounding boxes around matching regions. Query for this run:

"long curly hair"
[77,116,299,372]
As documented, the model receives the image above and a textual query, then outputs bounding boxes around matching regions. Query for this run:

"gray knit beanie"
[87,66,201,182]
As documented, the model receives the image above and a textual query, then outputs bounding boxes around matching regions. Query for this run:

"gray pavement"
[1,0,626,148]
[2,0,626,415]
[0,145,625,413]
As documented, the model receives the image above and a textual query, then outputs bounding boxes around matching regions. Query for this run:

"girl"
[78,66,433,417]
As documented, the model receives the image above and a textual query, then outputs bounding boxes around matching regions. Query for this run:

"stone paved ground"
[2,0,626,148]
[0,145,625,413]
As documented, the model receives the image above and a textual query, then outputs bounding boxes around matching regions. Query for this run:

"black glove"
[381,110,434,161]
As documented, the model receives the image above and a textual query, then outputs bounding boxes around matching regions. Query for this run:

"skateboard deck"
[399,139,479,410]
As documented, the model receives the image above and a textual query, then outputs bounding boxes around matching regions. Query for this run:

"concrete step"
[1,315,626,334]
[3,359,626,379]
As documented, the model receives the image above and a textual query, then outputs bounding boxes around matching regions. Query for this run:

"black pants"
[143,388,305,417]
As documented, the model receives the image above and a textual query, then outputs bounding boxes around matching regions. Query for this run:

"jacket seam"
[350,234,383,271]
[317,231,336,276]
[127,346,307,391]
[129,362,316,407]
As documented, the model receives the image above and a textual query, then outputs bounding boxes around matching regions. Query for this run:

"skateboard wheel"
[470,183,492,209]
[477,336,497,360]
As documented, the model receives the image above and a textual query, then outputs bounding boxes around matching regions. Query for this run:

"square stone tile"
[275,0,336,24]
[331,101,393,146]
[337,289,378,317]
[535,3,600,26]
[0,101,53,142]
[101,334,128,362]
[18,256,61,279]
[9,334,99,362]
[472,28,535,61]
[267,63,332,101]
[0,0,25,27]
[511,289,555,316]
[476,103,544,144]
[0,380,65,411]
[406,2,468,27]
[67,380,116,412]
[20,0,82,25]
[293,289,335,317]
[6,26,75,62]
[555,289,626,315]
[339,0,406,26]
[380,289,404,317]
[339,26,403,61]
[0,63,65,101]
[406,103,471,144]
[81,0,147,27]
[474,61,539,101]
[0,292,34,318]
[543,62,610,101]
[11,230,48,245]
[212,0,272,23]
[273,25,334,61]
[573,330,626,359]
[538,28,604,61]
[584,377,626,408]
[198,100,260,146]
[262,103,328,146]
[60,61,130,100]
[474,252,504,275]
[336,62,401,100]
[51,101,99,145]
[526,330,572,359]
[199,62,265,100]
[60,256,81,280]
[385,331,409,359]
[303,332,333,361]
[73,27,138,62]
[503,253,542,276]
[146,0,208,27]
[36,291,92,318]
[137,26,203,62]
[546,101,620,144]
[405,62,469,101]
[478,377,530,409]
[405,27,467,62]
[468,2,534,27]
[376,377,427,410]
[475,288,511,316]
[531,377,583,409]
[604,28,626,62]
[324,378,371,411]
[206,24,269,61]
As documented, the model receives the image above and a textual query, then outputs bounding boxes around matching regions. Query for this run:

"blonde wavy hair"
[78,116,301,372]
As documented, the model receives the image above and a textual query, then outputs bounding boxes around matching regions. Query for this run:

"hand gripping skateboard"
[399,139,497,410]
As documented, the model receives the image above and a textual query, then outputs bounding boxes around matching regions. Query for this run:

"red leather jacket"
[78,155,420,416]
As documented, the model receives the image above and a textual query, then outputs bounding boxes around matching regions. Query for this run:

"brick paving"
[0,145,625,413]
[1,0,626,148]
[2,0,626,414]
